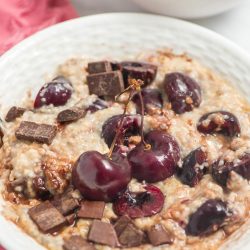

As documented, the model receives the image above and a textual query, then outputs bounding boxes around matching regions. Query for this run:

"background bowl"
[131,0,246,19]
[0,13,250,250]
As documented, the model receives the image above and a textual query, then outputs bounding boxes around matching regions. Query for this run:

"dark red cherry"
[113,185,164,218]
[119,61,157,88]
[132,88,163,114]
[212,153,250,187]
[34,76,73,108]
[164,72,201,114]
[102,114,141,148]
[186,199,229,236]
[72,151,131,202]
[197,111,240,137]
[178,148,207,187]
[128,130,180,183]
[85,98,108,113]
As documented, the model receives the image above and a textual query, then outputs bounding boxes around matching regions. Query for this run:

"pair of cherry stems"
[108,78,151,159]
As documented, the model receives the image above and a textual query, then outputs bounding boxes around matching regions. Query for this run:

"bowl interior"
[0,13,250,250]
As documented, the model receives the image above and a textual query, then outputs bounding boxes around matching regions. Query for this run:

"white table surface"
[71,0,250,53]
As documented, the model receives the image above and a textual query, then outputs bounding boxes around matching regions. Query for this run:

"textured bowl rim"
[0,12,250,250]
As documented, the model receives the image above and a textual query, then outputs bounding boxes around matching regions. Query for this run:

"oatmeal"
[0,51,250,250]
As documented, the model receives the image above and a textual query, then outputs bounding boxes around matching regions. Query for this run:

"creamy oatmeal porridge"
[0,50,249,250]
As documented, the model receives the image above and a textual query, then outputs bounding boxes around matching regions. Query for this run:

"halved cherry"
[164,72,201,114]
[197,111,240,137]
[186,199,229,236]
[132,88,163,114]
[113,185,164,218]
[178,148,207,187]
[102,114,141,147]
[34,76,73,108]
[212,153,250,187]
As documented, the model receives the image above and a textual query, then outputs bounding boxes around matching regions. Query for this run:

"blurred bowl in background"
[131,0,246,19]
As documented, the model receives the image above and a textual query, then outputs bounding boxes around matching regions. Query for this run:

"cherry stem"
[138,91,151,150]
[108,90,134,159]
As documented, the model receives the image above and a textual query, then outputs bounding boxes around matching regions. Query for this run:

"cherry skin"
[72,151,131,202]
[197,111,240,137]
[102,114,141,148]
[164,72,201,114]
[186,199,229,236]
[178,148,207,187]
[128,130,180,183]
[113,185,164,218]
[34,76,73,108]
[132,88,163,114]
[212,153,250,187]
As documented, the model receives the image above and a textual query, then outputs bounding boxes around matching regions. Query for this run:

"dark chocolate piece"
[78,201,105,219]
[0,120,4,148]
[118,223,144,247]
[57,107,85,123]
[88,220,119,247]
[15,121,57,144]
[52,196,80,216]
[5,106,26,122]
[85,98,108,113]
[28,200,66,233]
[88,61,112,74]
[65,213,76,226]
[114,215,132,236]
[63,235,96,250]
[147,224,174,246]
[87,71,124,97]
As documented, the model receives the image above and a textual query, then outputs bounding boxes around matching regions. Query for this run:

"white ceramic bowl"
[0,13,250,250]
[131,0,246,19]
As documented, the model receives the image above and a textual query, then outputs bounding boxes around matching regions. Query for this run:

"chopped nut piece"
[28,200,66,233]
[52,196,79,215]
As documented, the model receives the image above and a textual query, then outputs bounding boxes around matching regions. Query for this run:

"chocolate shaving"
[147,224,174,246]
[5,106,26,122]
[15,121,57,144]
[88,61,112,74]
[28,200,66,234]
[52,196,80,216]
[63,235,96,250]
[57,107,85,123]
[88,220,119,247]
[77,201,105,219]
[87,71,124,97]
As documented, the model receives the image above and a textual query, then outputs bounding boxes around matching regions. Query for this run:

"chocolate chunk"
[28,200,67,233]
[87,71,124,97]
[63,235,96,250]
[147,224,174,246]
[5,106,26,122]
[120,61,157,87]
[52,196,80,216]
[114,215,132,236]
[88,220,119,247]
[119,223,144,247]
[0,120,4,148]
[88,61,112,74]
[15,121,57,144]
[78,201,105,219]
[85,98,108,113]
[57,107,85,123]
